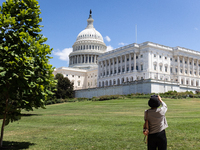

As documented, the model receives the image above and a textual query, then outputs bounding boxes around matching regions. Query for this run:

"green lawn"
[1,98,200,150]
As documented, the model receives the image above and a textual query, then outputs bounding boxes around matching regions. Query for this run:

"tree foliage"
[55,73,74,99]
[0,0,56,147]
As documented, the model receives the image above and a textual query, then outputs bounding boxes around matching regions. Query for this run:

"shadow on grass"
[1,141,35,149]
[21,113,41,117]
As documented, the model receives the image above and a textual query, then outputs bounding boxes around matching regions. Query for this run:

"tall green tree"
[0,0,56,147]
[55,73,74,99]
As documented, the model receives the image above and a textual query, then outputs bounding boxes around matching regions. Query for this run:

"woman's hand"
[158,95,163,102]
[143,129,149,136]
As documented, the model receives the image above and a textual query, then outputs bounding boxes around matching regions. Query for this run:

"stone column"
[84,55,86,63]
[129,53,131,72]
[94,55,96,64]
[102,60,105,76]
[134,53,136,71]
[194,79,196,86]
[189,78,191,86]
[184,77,186,85]
[105,60,107,76]
[177,56,180,74]
[187,57,190,75]
[116,57,119,74]
[112,58,114,75]
[125,54,127,73]
[148,51,152,71]
[120,55,122,74]
[109,59,111,76]
[192,58,194,75]
[197,59,199,76]
[183,57,185,75]
[98,61,101,78]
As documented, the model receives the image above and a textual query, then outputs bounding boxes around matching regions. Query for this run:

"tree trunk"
[0,99,8,148]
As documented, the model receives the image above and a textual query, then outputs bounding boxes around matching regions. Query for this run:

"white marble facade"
[98,42,200,91]
[54,11,200,94]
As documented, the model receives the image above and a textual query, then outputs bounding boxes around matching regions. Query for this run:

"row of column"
[70,54,98,65]
[98,53,137,77]
[150,52,200,76]
[176,56,199,76]
[75,45,102,51]
[179,77,200,86]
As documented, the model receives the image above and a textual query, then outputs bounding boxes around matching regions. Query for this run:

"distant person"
[143,95,168,150]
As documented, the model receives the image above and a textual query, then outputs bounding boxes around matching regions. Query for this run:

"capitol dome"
[69,10,107,70]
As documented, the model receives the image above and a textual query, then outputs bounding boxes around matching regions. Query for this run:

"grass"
[1,98,200,150]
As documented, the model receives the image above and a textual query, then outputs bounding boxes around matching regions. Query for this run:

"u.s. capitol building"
[53,11,200,98]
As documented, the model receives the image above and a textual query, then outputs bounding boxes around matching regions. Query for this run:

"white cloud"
[118,42,127,46]
[107,45,114,51]
[194,27,198,30]
[53,48,73,62]
[104,36,111,42]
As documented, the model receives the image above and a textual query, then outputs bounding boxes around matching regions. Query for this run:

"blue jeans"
[148,130,167,150]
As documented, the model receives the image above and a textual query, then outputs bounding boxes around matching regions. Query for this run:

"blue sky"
[2,0,200,68]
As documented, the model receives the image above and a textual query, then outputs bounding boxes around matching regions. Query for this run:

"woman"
[143,95,168,150]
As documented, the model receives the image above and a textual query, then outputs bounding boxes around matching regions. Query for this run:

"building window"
[141,65,143,71]
[170,67,172,73]
[165,66,167,72]
[72,75,74,77]
[136,66,138,70]
[123,59,124,62]
[170,58,172,61]
[127,67,129,71]
[78,76,80,78]
[160,66,162,71]
[185,61,187,64]
[165,57,167,60]
[175,59,177,62]
[190,71,192,74]
[190,62,192,65]
[141,55,143,58]
[154,54,156,57]
[131,66,134,70]
[194,63,196,66]
[118,69,121,73]
[154,64,157,71]
[185,70,187,74]
[180,60,182,63]
[122,68,125,72]
[127,58,129,61]
[78,81,80,86]
[180,69,182,73]
[136,56,138,59]
[175,68,178,73]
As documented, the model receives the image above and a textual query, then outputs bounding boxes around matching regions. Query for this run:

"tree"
[0,0,56,147]
[55,73,74,99]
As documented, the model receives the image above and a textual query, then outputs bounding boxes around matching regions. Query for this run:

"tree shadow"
[1,141,35,149]
[21,113,41,117]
